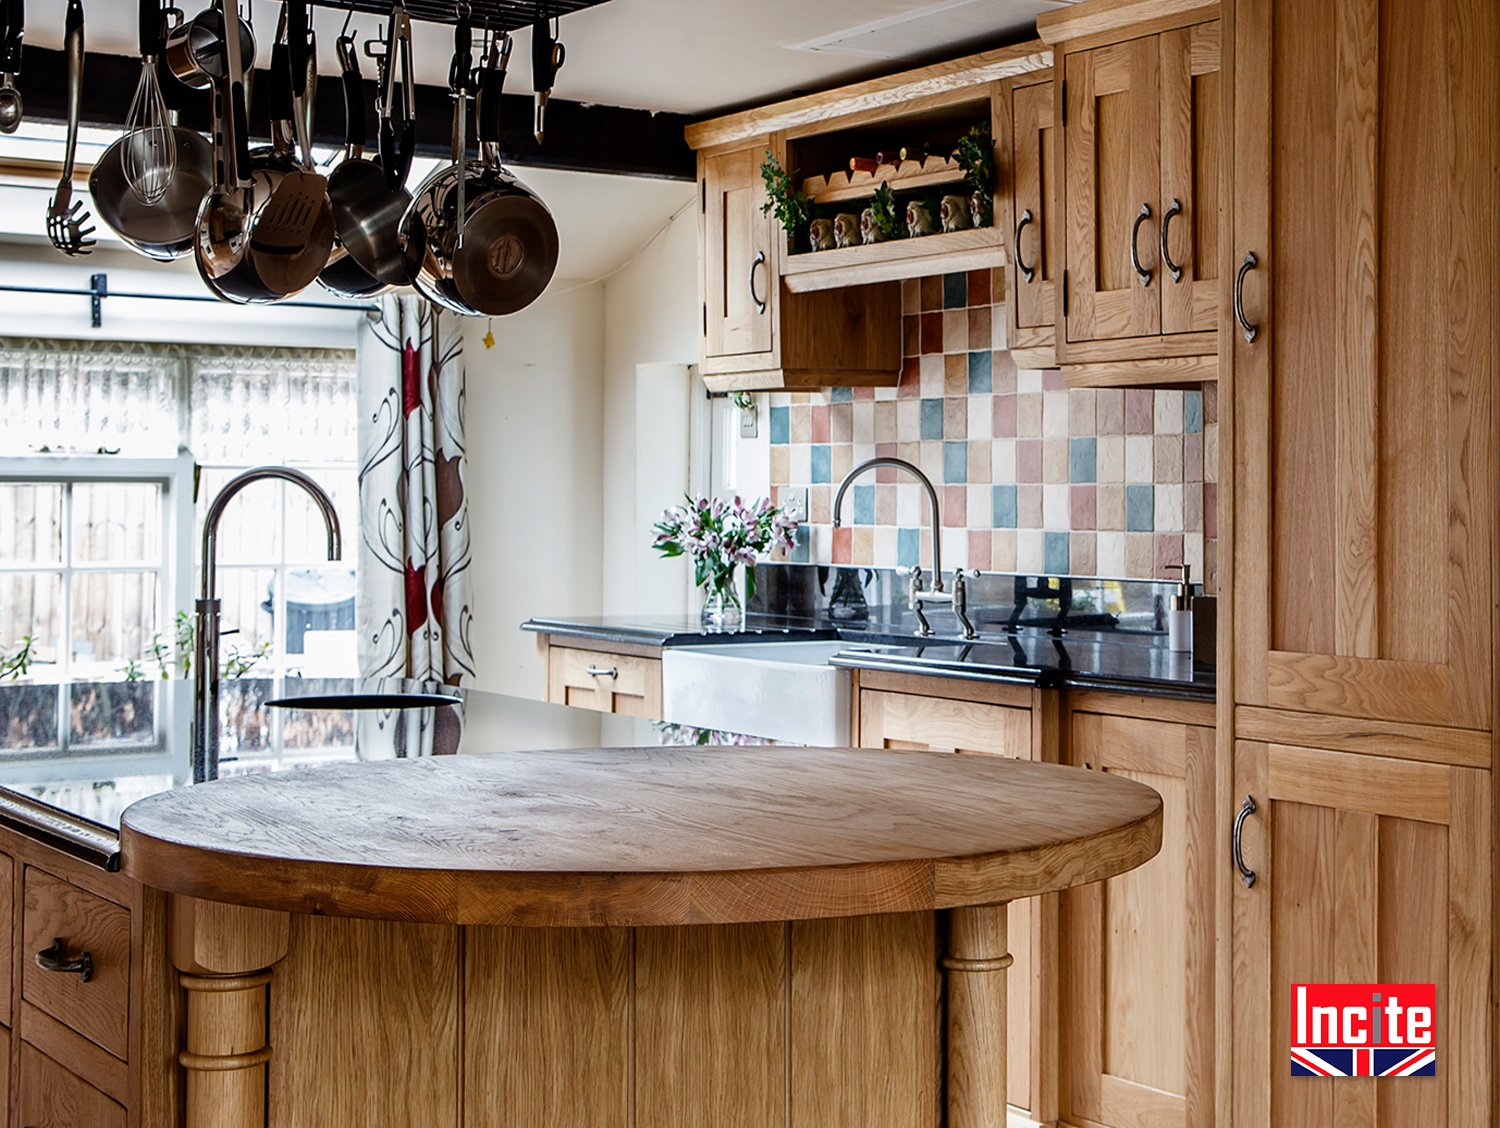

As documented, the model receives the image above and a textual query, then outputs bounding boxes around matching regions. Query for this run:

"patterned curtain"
[355,295,475,688]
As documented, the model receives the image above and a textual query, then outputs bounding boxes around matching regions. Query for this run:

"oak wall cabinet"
[998,68,1060,370]
[1039,0,1222,388]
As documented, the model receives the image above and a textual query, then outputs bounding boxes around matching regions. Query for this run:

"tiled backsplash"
[767,269,1219,593]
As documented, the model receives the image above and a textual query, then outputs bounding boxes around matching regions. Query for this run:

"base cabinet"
[540,637,664,720]
[17,1042,123,1128]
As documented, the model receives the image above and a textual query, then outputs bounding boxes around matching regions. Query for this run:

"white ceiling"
[22,0,1074,116]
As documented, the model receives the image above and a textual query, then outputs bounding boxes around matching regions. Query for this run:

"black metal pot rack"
[307,0,609,30]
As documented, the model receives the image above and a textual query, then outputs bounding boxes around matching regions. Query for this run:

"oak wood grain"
[1037,0,1218,45]
[1233,704,1491,768]
[18,1040,125,1128]
[121,748,1163,927]
[19,1000,127,1106]
[168,897,288,977]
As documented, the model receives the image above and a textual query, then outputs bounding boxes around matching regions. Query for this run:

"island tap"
[194,467,341,783]
[832,457,978,638]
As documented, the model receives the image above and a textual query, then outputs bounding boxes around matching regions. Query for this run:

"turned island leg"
[944,903,1012,1128]
[168,895,291,1128]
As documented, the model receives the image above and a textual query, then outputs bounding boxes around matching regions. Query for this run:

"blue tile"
[791,526,810,563]
[967,350,992,393]
[1184,390,1203,434]
[852,484,875,525]
[811,445,832,483]
[1126,484,1155,531]
[1069,437,1097,483]
[944,441,968,483]
[920,398,945,440]
[898,527,921,568]
[993,485,1017,528]
[1044,531,1071,575]
[943,272,967,309]
[770,405,789,445]
[830,386,854,403]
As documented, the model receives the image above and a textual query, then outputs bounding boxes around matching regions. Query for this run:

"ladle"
[0,0,24,135]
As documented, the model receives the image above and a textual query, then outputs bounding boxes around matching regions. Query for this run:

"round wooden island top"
[120,746,1162,928]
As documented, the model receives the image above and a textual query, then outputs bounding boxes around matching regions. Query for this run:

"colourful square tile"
[1097,485,1125,531]
[968,529,992,570]
[1154,434,1183,482]
[876,484,897,525]
[790,444,811,484]
[1017,393,1044,438]
[832,525,852,564]
[1154,533,1184,577]
[896,400,921,443]
[790,525,810,563]
[904,314,921,357]
[1184,389,1203,434]
[967,439,992,483]
[992,349,1018,394]
[942,309,969,353]
[1043,369,1067,391]
[1017,368,1045,394]
[968,395,992,442]
[943,485,967,526]
[1125,532,1154,577]
[1017,485,1043,528]
[941,526,969,571]
[993,394,1017,438]
[1070,532,1098,577]
[770,405,789,444]
[811,444,832,483]
[831,443,853,484]
[1098,531,1126,576]
[902,278,921,314]
[1155,389,1184,434]
[944,353,968,396]
[874,526,897,566]
[992,310,1008,351]
[1069,388,1096,435]
[944,441,968,483]
[830,403,853,443]
[967,305,992,352]
[1202,381,1218,425]
[921,275,943,312]
[1097,436,1125,482]
[853,402,875,445]
[1204,539,1218,595]
[1070,485,1097,529]
[896,481,922,525]
[1125,484,1154,531]
[944,397,967,439]
[992,529,1017,571]
[967,268,991,306]
[1204,423,1219,483]
[967,484,990,526]
[830,386,854,403]
[1044,531,1070,574]
[1125,389,1154,434]
[1125,436,1154,482]
[898,527,921,568]
[1042,439,1070,484]
[1185,483,1204,533]
[897,356,921,397]
[851,484,875,524]
[921,312,943,353]
[808,485,830,523]
[921,353,946,397]
[1096,389,1125,435]
[991,266,1007,305]
[991,439,1016,481]
[1043,391,1069,438]
[770,444,789,485]
[943,272,967,308]
[790,405,811,444]
[811,404,830,443]
[1070,437,1097,483]
[919,440,945,486]
[1017,439,1043,481]
[1184,432,1203,482]
[1184,532,1204,578]
[853,385,876,401]
[1043,483,1069,528]
[968,350,992,393]
[876,442,898,477]
[851,527,875,566]
[1204,482,1218,538]
[920,398,945,439]
[875,402,897,443]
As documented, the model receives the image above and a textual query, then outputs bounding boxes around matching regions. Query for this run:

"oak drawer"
[548,647,662,718]
[18,1041,125,1128]
[21,869,130,1060]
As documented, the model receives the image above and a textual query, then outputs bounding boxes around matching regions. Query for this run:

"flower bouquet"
[652,494,799,628]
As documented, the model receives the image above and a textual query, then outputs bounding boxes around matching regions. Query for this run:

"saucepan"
[164,0,254,89]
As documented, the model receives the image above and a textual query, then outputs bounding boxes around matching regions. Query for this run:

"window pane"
[284,468,356,565]
[69,680,155,747]
[0,484,62,563]
[71,483,162,563]
[0,572,63,671]
[215,567,276,675]
[70,571,157,675]
[196,469,282,565]
[0,682,59,750]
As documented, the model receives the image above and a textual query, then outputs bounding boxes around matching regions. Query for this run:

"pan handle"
[337,34,364,156]
[477,36,504,147]
[139,0,161,58]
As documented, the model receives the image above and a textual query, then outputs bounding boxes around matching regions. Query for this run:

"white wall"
[463,281,606,698]
[600,206,699,617]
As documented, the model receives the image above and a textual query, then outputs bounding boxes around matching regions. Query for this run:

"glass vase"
[700,570,743,630]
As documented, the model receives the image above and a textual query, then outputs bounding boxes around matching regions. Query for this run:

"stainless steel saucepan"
[164,1,253,89]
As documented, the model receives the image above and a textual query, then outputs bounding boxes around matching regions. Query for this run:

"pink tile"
[876,485,897,524]
[1018,484,1043,527]
[898,356,921,398]
[853,385,876,400]
[968,529,992,570]
[1043,369,1067,391]
[1184,432,1204,482]
[1204,483,1218,538]
[832,526,852,565]
[993,394,1017,438]
[1154,533,1184,577]
[1125,389,1154,434]
[967,269,992,306]
[876,443,898,481]
[811,404,830,443]
[1185,484,1204,532]
[1070,485,1097,530]
[944,485,967,526]
[1017,439,1043,482]
[921,312,943,354]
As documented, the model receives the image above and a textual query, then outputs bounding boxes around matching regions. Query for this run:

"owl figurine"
[906,201,939,238]
[940,194,973,232]
[833,213,861,248]
[970,190,993,229]
[809,218,837,251]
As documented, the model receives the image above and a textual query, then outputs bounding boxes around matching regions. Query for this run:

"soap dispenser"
[1165,564,1194,654]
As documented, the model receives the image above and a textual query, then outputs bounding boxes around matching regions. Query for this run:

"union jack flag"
[1291,1047,1437,1077]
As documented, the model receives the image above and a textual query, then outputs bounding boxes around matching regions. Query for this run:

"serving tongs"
[366,0,415,194]
[47,0,94,255]
[0,0,25,134]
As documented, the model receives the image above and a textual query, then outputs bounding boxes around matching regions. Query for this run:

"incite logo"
[1291,984,1436,1077]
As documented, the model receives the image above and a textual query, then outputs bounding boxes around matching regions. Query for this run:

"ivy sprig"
[759,151,813,243]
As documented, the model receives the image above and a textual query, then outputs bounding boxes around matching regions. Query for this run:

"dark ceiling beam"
[16,45,695,181]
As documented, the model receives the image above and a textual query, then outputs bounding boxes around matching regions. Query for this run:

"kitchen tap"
[193,467,341,783]
[832,457,978,638]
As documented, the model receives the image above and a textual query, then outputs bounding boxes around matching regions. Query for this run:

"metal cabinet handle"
[1232,795,1257,888]
[586,665,618,680]
[748,251,766,315]
[1234,251,1259,343]
[1014,209,1035,283]
[36,937,93,982]
[1130,203,1153,287]
[1159,198,1183,283]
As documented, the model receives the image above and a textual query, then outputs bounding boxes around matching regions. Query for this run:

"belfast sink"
[660,641,858,745]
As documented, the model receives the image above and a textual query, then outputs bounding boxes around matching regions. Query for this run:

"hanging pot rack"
[308,0,607,30]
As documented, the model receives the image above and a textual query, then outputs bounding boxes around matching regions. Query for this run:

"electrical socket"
[779,486,807,521]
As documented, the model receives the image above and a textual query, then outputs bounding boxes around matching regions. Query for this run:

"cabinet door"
[702,147,775,361]
[1062,36,1161,344]
[1231,743,1488,1128]
[1061,714,1214,1128]
[1002,71,1058,360]
[1158,22,1219,335]
[1229,0,1494,729]
[16,1043,124,1128]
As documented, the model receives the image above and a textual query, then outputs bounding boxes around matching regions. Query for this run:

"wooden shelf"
[802,156,965,205]
[780,226,1006,293]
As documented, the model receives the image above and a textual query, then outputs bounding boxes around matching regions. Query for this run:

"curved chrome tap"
[832,457,942,590]
[194,467,342,782]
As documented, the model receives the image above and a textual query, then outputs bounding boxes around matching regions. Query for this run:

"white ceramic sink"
[661,641,855,745]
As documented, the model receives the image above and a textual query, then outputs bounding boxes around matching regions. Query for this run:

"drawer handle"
[1130,202,1153,287]
[36,937,93,982]
[1159,198,1183,283]
[586,665,618,679]
[1233,795,1258,889]
[1234,251,1260,343]
[748,251,767,315]
[1014,208,1035,283]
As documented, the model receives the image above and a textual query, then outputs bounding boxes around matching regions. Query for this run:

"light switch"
[739,401,759,438]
